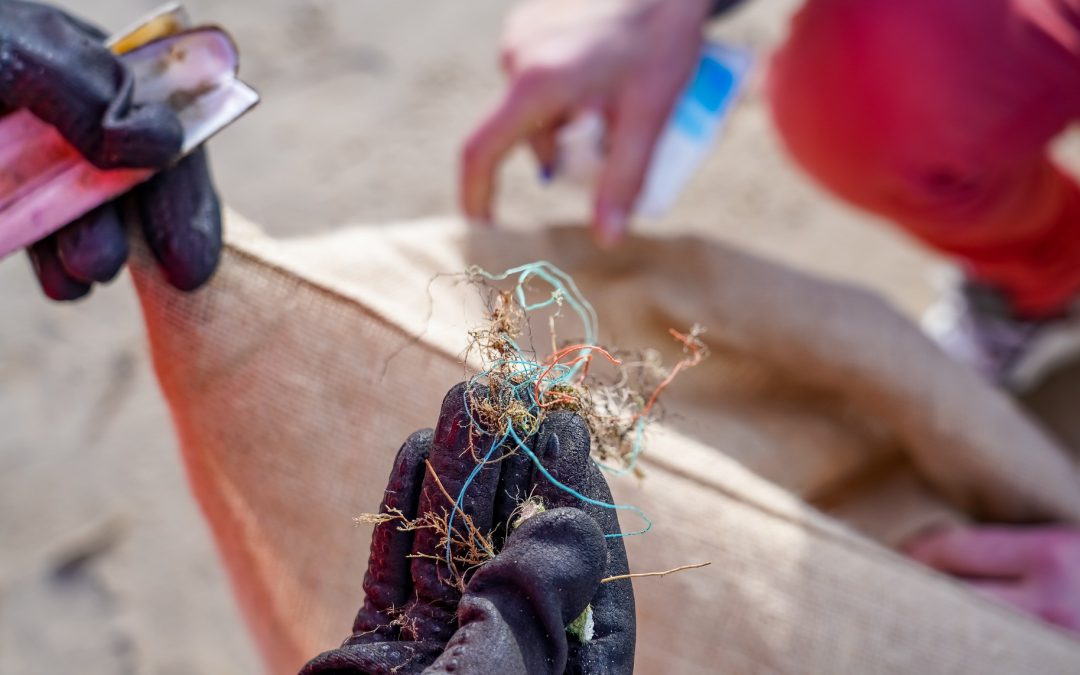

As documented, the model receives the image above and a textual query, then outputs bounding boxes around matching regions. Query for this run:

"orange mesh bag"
[129,213,1080,674]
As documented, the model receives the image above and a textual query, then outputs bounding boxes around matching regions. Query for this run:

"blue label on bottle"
[668,48,748,142]
[692,57,737,113]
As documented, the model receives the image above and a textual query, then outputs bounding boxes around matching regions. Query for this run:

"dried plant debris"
[462,262,709,478]
[355,261,709,595]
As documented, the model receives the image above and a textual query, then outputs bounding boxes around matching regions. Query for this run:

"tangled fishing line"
[359,261,708,591]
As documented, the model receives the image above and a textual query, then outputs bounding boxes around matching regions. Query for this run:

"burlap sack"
[129,212,1080,674]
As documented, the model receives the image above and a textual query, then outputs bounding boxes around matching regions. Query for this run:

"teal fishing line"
[471,262,598,382]
[445,262,653,566]
[505,423,652,538]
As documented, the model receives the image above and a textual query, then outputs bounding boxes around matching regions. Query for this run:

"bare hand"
[460,0,712,246]
[905,526,1080,635]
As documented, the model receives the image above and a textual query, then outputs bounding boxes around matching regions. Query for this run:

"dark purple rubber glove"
[300,383,636,675]
[1,1,222,300]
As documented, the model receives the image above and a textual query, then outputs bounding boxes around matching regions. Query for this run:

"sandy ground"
[1,0,1077,673]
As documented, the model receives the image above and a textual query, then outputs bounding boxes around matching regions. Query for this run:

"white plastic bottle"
[549,41,753,218]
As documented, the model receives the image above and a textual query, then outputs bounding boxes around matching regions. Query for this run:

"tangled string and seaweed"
[360,261,708,588]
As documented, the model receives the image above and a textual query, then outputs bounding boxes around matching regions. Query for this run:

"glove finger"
[402,382,504,642]
[428,508,607,675]
[533,413,636,674]
[0,2,182,168]
[502,508,606,625]
[55,202,128,283]
[134,148,222,291]
[26,236,91,301]
[490,438,534,549]
[531,413,632,579]
[530,411,595,511]
[349,429,432,644]
[299,640,443,675]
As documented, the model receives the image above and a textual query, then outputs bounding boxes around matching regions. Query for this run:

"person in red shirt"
[461,0,1080,393]
[460,0,1080,636]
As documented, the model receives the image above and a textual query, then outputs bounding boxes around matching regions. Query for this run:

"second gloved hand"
[1,1,222,300]
[300,383,637,674]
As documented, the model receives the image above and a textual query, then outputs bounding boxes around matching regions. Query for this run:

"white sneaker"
[922,275,1080,392]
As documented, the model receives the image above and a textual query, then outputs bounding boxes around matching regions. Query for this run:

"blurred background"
[2,0,1077,672]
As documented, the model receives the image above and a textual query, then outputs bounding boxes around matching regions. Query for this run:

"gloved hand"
[301,383,636,675]
[1,0,222,300]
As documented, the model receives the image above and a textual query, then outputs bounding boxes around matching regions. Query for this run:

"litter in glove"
[300,382,637,675]
[1,0,222,300]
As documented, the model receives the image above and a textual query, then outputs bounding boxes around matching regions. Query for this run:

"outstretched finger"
[460,69,570,222]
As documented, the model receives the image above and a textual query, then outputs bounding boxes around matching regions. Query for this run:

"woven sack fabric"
[129,213,1080,674]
